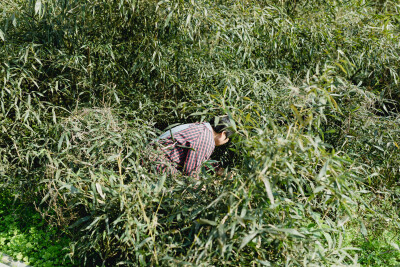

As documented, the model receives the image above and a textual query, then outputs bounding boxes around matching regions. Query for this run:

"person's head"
[210,115,235,146]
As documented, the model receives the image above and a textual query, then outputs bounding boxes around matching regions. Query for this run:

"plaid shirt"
[156,122,215,176]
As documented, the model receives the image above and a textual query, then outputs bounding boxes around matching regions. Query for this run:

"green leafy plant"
[0,0,399,265]
[0,189,75,266]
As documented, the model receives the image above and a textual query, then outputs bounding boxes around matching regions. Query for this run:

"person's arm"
[183,127,214,177]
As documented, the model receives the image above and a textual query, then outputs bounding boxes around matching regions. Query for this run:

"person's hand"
[216,167,235,180]
[226,171,235,180]
[215,167,225,177]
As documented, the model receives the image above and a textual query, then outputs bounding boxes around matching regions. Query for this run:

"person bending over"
[149,115,234,177]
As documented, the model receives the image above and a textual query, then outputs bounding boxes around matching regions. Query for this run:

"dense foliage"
[0,190,74,266]
[1,0,399,265]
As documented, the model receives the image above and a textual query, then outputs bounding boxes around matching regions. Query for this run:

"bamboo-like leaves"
[1,0,400,266]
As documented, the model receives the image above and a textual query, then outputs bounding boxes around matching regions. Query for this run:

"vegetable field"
[1,0,400,266]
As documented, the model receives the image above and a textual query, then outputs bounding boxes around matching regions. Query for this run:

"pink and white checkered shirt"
[156,122,215,176]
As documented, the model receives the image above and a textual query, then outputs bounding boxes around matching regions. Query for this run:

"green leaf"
[275,228,305,238]
[390,242,400,251]
[69,216,91,229]
[107,154,120,161]
[323,232,333,250]
[197,219,217,226]
[261,176,275,205]
[313,186,325,194]
[137,237,152,249]
[334,62,347,75]
[52,108,56,124]
[96,183,106,199]
[155,174,166,194]
[16,253,23,260]
[57,133,65,151]
[164,11,173,29]
[360,221,368,238]
[185,14,191,27]
[240,231,258,249]
[35,0,42,15]
[317,160,329,180]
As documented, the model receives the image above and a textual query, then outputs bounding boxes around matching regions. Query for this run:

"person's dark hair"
[210,115,235,138]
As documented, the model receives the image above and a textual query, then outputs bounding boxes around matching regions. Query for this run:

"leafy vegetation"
[0,0,399,265]
[343,192,400,266]
[0,190,74,266]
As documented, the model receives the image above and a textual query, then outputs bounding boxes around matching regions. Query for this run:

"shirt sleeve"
[183,126,214,176]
